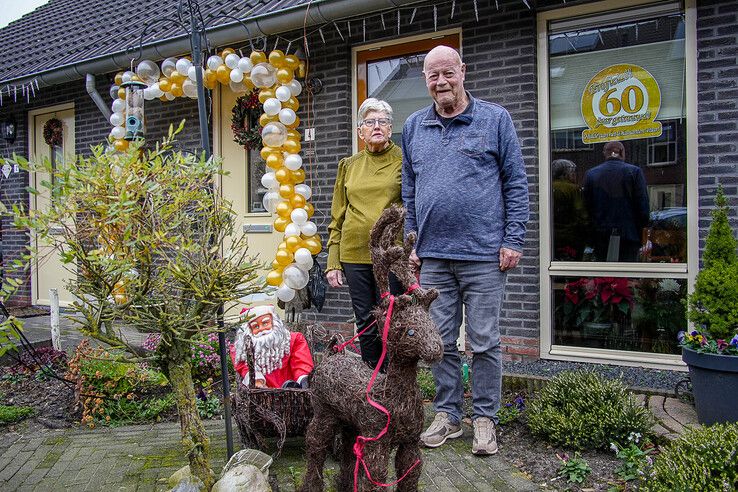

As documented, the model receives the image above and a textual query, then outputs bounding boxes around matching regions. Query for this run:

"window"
[354,31,460,150]
[539,1,696,365]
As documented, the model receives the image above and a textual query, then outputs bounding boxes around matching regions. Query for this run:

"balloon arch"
[108,47,321,304]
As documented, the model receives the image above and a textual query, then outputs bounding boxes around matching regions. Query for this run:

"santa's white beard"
[234,318,290,375]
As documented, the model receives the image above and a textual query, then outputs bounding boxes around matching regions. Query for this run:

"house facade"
[0,0,735,370]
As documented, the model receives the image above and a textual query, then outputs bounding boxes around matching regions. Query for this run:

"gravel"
[501,358,687,393]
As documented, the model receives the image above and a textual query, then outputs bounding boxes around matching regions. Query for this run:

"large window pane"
[552,275,687,354]
[549,13,687,263]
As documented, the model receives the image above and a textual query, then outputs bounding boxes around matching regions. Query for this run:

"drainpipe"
[85,74,111,121]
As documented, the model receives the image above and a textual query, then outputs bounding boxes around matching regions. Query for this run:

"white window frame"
[537,0,698,369]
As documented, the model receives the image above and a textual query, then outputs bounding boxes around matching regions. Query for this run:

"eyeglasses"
[360,118,392,128]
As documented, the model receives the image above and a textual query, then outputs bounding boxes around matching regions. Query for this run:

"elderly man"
[230,305,314,389]
[402,46,529,455]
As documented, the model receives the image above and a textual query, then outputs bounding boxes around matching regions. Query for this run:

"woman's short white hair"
[357,98,393,125]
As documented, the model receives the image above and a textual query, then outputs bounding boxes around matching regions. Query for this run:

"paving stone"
[663,397,699,430]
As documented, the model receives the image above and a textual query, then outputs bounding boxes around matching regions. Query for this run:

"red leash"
[343,284,421,491]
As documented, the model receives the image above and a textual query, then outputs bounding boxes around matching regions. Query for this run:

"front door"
[216,88,282,301]
[29,105,75,306]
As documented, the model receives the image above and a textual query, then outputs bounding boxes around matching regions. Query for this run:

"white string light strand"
[410,7,417,24]
[495,0,499,10]
[397,10,401,35]
[347,20,351,37]
[318,27,325,44]
[433,5,437,31]
[522,0,531,9]
[334,22,344,41]
[473,0,479,21]
[363,18,366,42]
[451,0,456,19]
[381,12,386,31]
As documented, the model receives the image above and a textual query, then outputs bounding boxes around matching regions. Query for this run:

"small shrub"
[417,368,436,400]
[610,432,655,482]
[527,370,654,450]
[557,452,590,484]
[196,395,221,419]
[66,340,173,426]
[641,422,738,492]
[498,394,526,426]
[0,404,33,424]
[144,332,232,384]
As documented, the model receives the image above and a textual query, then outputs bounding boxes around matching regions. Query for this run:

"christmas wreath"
[43,118,63,147]
[231,92,263,150]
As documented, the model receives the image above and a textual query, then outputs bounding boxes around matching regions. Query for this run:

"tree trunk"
[168,351,215,490]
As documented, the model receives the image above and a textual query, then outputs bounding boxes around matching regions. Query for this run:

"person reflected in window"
[552,159,588,260]
[325,98,402,371]
[583,141,649,262]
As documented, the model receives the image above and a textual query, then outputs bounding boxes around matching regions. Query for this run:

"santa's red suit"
[230,332,314,388]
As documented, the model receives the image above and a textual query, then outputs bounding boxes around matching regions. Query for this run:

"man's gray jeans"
[420,258,507,424]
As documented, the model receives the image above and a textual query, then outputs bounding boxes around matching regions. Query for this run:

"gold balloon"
[290,193,306,209]
[275,167,292,184]
[285,116,300,130]
[278,184,295,199]
[204,77,217,90]
[261,146,278,160]
[158,78,172,92]
[169,71,185,84]
[274,217,289,233]
[258,88,275,103]
[215,65,230,84]
[304,203,314,218]
[266,153,284,170]
[303,236,322,255]
[260,113,279,127]
[283,139,301,155]
[276,68,294,84]
[113,139,129,152]
[276,201,292,218]
[114,72,124,86]
[297,61,307,79]
[287,129,301,141]
[284,54,300,71]
[243,75,255,91]
[170,82,183,97]
[291,168,305,184]
[266,270,283,286]
[283,97,299,111]
[268,50,286,68]
[221,47,236,57]
[278,241,287,251]
[117,87,127,100]
[285,235,301,252]
[160,95,169,102]
[275,249,294,266]
[250,51,267,65]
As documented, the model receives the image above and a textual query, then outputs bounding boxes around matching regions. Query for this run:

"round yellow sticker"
[581,63,662,144]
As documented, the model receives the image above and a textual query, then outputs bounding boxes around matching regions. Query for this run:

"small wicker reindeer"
[300,205,443,492]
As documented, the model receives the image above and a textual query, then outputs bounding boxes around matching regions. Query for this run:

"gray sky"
[0,0,50,29]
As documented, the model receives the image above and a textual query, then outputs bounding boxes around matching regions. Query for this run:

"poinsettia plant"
[562,277,634,328]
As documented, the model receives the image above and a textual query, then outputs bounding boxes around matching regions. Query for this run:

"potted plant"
[680,185,738,424]
[562,277,634,338]
[632,278,687,354]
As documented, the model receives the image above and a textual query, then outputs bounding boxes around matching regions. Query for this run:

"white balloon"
[275,85,292,102]
[150,82,163,97]
[250,63,277,88]
[284,154,303,171]
[143,88,155,100]
[276,283,296,302]
[110,112,124,127]
[263,98,281,116]
[262,191,280,213]
[135,59,160,84]
[206,55,224,71]
[237,57,253,73]
[111,98,125,113]
[290,208,308,226]
[261,122,288,147]
[301,221,317,237]
[261,172,277,189]
[225,53,240,69]
[175,58,192,76]
[294,248,313,267]
[182,79,197,98]
[288,79,302,97]
[282,266,309,290]
[284,223,301,237]
[294,184,312,200]
[229,68,244,83]
[161,58,177,77]
[187,65,204,82]
[165,92,175,101]
[278,108,297,126]
[110,126,126,139]
[121,71,134,83]
[109,85,120,100]
[229,80,248,94]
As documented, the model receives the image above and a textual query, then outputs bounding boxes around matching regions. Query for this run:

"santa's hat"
[240,304,275,320]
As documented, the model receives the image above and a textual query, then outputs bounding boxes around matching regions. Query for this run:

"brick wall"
[696,0,738,254]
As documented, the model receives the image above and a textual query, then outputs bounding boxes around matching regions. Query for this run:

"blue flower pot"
[682,347,738,425]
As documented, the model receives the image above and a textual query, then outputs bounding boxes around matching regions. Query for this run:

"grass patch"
[0,404,33,424]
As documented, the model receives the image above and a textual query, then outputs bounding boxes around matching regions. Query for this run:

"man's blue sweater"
[402,95,529,261]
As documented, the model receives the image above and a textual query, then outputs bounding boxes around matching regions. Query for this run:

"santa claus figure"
[230,305,314,389]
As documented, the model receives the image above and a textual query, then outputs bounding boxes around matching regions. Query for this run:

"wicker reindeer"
[300,205,443,492]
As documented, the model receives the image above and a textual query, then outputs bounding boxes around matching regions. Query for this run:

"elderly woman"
[326,98,402,370]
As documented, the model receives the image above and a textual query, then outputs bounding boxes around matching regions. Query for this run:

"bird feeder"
[121,79,147,140]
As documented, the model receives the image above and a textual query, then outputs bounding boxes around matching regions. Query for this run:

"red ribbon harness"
[333,283,421,491]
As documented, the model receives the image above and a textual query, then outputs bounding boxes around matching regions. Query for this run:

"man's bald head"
[423,46,463,72]
[422,46,467,117]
